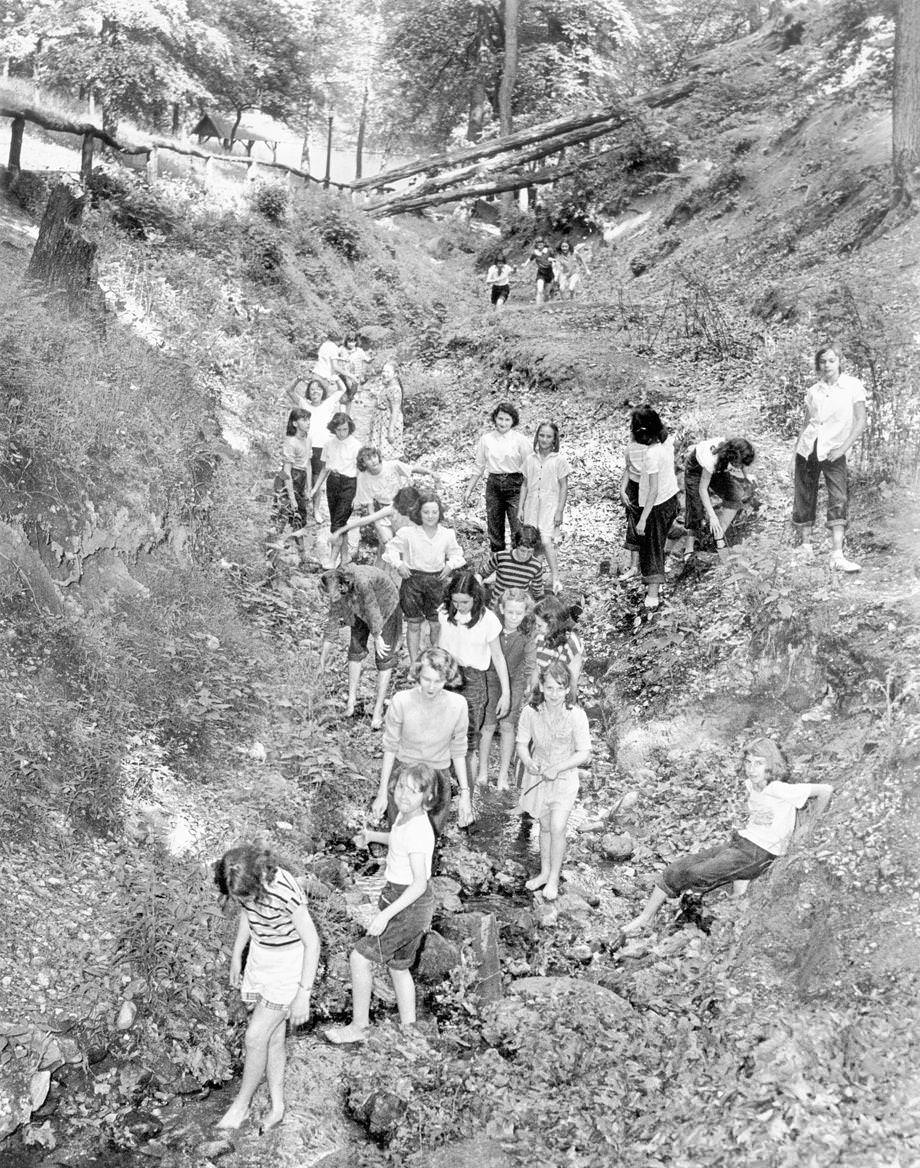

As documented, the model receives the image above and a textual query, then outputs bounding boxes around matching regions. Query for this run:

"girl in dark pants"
[630,406,680,610]
[313,412,361,565]
[683,437,756,560]
[464,402,532,552]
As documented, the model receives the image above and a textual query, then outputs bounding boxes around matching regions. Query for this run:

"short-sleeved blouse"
[516,703,591,770]
[638,437,679,507]
[437,608,502,672]
[282,435,312,471]
[321,434,361,477]
[535,630,584,676]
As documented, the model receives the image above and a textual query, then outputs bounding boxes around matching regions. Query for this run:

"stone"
[196,1136,235,1160]
[122,1110,163,1143]
[416,932,461,983]
[116,1000,137,1030]
[430,876,462,914]
[534,900,558,928]
[439,911,502,1002]
[600,832,635,861]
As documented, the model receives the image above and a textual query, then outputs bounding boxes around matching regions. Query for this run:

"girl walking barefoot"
[325,764,438,1044]
[464,402,532,552]
[519,422,570,592]
[213,846,320,1132]
[477,588,537,790]
[630,406,680,610]
[273,409,315,567]
[437,569,512,797]
[313,413,362,566]
[481,524,546,606]
[516,662,592,901]
[531,595,584,700]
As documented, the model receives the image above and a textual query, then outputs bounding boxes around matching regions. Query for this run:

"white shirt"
[313,340,342,382]
[385,812,434,883]
[474,429,532,474]
[437,607,502,671]
[305,389,346,447]
[739,781,815,856]
[281,434,312,471]
[638,436,679,507]
[355,460,412,507]
[321,434,361,477]
[385,524,465,573]
[487,263,512,285]
[795,374,867,461]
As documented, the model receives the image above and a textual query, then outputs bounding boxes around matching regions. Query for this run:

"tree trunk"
[324,115,334,189]
[25,183,104,319]
[230,107,244,148]
[355,82,369,181]
[171,101,180,135]
[498,0,519,216]
[467,0,495,142]
[7,116,25,183]
[893,0,920,212]
[80,133,94,186]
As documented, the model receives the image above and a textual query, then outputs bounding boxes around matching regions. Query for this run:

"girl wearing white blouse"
[629,406,680,610]
[313,413,361,566]
[518,421,570,593]
[464,401,532,552]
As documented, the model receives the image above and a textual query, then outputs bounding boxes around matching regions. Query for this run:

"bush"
[88,165,178,239]
[298,194,368,261]
[250,179,291,225]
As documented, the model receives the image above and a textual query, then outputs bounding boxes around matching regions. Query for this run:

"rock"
[430,876,462,914]
[116,1000,137,1031]
[196,1136,235,1160]
[0,1069,34,1137]
[423,235,454,261]
[23,1120,57,1150]
[416,932,461,983]
[439,912,502,1002]
[122,1109,163,1143]
[440,844,494,893]
[600,832,634,861]
[533,901,558,928]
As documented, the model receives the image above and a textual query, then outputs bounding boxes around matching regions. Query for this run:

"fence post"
[324,115,333,190]
[146,146,157,186]
[7,116,24,184]
[80,132,94,186]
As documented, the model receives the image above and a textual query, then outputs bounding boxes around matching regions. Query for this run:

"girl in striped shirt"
[481,525,546,606]
[531,595,584,700]
[214,846,320,1133]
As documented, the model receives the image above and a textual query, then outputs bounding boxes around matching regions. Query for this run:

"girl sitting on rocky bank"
[622,738,833,934]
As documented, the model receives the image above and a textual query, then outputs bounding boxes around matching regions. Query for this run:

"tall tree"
[498,0,519,212]
[892,0,920,212]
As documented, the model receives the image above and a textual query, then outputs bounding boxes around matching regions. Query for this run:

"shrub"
[88,165,178,238]
[250,179,291,225]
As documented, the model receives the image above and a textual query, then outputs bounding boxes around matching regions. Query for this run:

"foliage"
[300,195,368,262]
[88,164,179,238]
[249,178,291,225]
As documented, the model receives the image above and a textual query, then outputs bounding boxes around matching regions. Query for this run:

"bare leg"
[371,668,392,729]
[217,1005,286,1129]
[543,806,570,900]
[262,1020,287,1130]
[496,723,515,790]
[543,536,561,591]
[798,523,813,547]
[325,949,372,1043]
[536,279,545,305]
[406,621,422,666]
[526,819,552,890]
[389,967,417,1025]
[478,722,497,786]
[345,659,362,716]
[427,620,440,649]
[622,886,669,935]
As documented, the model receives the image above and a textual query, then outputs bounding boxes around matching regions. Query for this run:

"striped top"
[486,549,546,603]
[240,868,306,948]
[535,630,584,676]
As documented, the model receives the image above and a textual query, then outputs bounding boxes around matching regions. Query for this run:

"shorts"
[536,269,554,284]
[400,569,443,622]
[491,284,510,305]
[354,881,434,970]
[347,606,403,670]
[241,939,304,1013]
[482,664,522,733]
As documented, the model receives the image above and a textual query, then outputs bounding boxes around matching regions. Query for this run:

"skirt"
[518,767,580,821]
[241,939,304,1012]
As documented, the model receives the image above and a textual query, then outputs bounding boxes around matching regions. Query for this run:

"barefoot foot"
[525,874,549,892]
[542,881,559,901]
[621,917,649,937]
[260,1107,285,1134]
[324,1024,369,1045]
[215,1104,249,1131]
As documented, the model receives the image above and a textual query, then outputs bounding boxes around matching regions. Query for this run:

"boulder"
[416,932,461,983]
[430,876,462,914]
[439,912,501,1002]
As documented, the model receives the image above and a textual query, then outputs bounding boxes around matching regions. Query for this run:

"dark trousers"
[326,471,357,532]
[792,443,849,529]
[623,478,640,551]
[658,832,775,898]
[639,494,679,585]
[485,472,524,552]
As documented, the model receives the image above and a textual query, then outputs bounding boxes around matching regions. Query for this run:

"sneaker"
[619,566,640,581]
[830,553,861,573]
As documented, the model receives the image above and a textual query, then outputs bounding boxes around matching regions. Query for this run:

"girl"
[313,412,361,565]
[519,421,570,593]
[477,588,537,790]
[375,360,405,459]
[287,378,350,486]
[630,406,680,609]
[555,240,589,299]
[684,437,756,560]
[318,564,402,729]
[352,448,433,547]
[531,594,584,700]
[464,402,532,552]
[341,333,370,384]
[273,408,314,566]
[529,238,555,304]
[481,524,546,606]
[325,764,438,1044]
[618,427,646,581]
[371,647,471,834]
[332,484,422,569]
[622,739,833,934]
[516,662,592,901]
[213,845,320,1131]
[347,375,380,448]
[385,492,465,664]
[437,568,511,793]
[485,252,512,310]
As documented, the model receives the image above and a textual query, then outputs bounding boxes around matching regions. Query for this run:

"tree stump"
[24,183,105,319]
